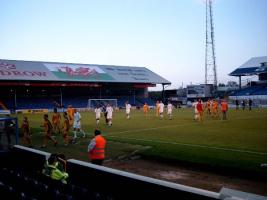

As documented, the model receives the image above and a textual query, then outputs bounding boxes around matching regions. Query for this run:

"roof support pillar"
[60,88,63,107]
[162,84,165,103]
[238,76,241,90]
[14,89,17,109]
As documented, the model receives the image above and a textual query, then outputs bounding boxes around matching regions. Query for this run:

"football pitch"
[14,108,267,175]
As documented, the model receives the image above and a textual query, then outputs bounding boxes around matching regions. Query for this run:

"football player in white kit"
[192,100,199,120]
[125,101,131,119]
[167,101,173,120]
[73,108,86,140]
[95,105,102,127]
[106,104,114,127]
[159,101,165,119]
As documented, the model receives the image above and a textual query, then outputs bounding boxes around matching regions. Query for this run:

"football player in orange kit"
[52,108,61,134]
[143,102,149,117]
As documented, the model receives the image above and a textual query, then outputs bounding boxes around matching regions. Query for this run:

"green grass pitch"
[11,108,267,175]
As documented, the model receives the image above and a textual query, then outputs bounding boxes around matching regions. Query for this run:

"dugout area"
[0,117,19,151]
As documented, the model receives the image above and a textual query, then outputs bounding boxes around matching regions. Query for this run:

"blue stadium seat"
[231,86,267,96]
[1,95,156,109]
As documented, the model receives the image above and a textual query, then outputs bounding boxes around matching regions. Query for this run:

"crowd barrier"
[67,159,219,199]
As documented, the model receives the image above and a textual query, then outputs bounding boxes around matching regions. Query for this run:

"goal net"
[88,99,118,109]
[0,116,19,150]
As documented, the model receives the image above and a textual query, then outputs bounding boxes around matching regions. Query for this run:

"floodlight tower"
[205,0,217,88]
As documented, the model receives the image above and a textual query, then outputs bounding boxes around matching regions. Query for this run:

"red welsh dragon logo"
[57,66,97,76]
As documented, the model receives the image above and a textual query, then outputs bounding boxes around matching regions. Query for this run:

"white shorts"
[73,121,81,129]
[107,113,112,119]
[167,110,172,115]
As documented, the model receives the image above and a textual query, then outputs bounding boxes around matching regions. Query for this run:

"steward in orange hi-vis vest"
[88,130,106,165]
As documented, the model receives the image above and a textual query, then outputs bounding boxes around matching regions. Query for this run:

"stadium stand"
[87,96,155,108]
[136,97,156,106]
[63,96,89,108]
[0,59,165,111]
[253,86,267,95]
[2,145,266,199]
[229,56,267,77]
[0,145,221,200]
[0,95,156,110]
[229,56,267,105]
[230,86,264,96]
[17,97,56,109]
[0,101,7,110]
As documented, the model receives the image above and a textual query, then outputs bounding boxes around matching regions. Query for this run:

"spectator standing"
[248,99,253,111]
[88,129,106,165]
[4,115,15,148]
[235,99,239,110]
[242,100,246,110]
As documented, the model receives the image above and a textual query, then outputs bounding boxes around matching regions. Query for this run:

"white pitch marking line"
[109,114,267,135]
[105,115,267,155]
[108,135,267,155]
[107,135,267,156]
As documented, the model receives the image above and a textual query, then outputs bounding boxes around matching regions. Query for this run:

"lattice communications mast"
[205,0,217,88]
